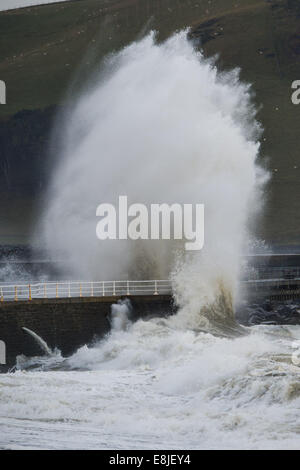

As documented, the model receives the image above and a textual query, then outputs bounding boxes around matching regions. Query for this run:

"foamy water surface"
[1,316,300,450]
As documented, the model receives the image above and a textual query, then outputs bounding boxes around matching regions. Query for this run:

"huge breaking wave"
[3,32,300,451]
[36,31,267,331]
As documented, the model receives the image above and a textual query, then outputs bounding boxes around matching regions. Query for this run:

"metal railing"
[244,278,300,288]
[243,266,300,281]
[0,280,172,302]
[1,273,300,302]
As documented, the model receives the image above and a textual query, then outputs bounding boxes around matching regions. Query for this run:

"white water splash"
[22,327,53,356]
[110,299,132,331]
[36,31,267,327]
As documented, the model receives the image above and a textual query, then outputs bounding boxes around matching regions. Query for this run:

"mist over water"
[37,31,266,328]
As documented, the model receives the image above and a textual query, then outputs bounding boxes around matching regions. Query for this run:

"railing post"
[113,281,116,296]
[0,288,3,302]
[14,286,18,301]
[102,282,105,297]
[44,283,47,299]
[28,284,32,301]
[79,283,82,297]
[56,283,58,298]
[127,280,130,296]
[154,280,158,295]
[68,282,71,298]
[91,282,94,297]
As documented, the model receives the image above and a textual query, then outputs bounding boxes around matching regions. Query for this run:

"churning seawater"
[1,314,300,450]
[1,32,298,449]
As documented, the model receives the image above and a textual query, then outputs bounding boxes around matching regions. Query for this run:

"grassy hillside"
[0,0,300,245]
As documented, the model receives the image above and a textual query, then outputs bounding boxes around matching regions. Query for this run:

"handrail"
[0,280,173,302]
[1,276,300,302]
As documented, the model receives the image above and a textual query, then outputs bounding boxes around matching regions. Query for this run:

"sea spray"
[110,299,132,331]
[36,31,267,328]
[15,328,63,371]
[3,324,300,449]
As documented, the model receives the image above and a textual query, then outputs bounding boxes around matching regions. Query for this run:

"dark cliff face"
[0,0,299,245]
[0,106,60,244]
[0,106,57,197]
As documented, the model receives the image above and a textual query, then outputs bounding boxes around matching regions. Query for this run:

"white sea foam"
[1,325,300,449]
[37,31,267,327]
